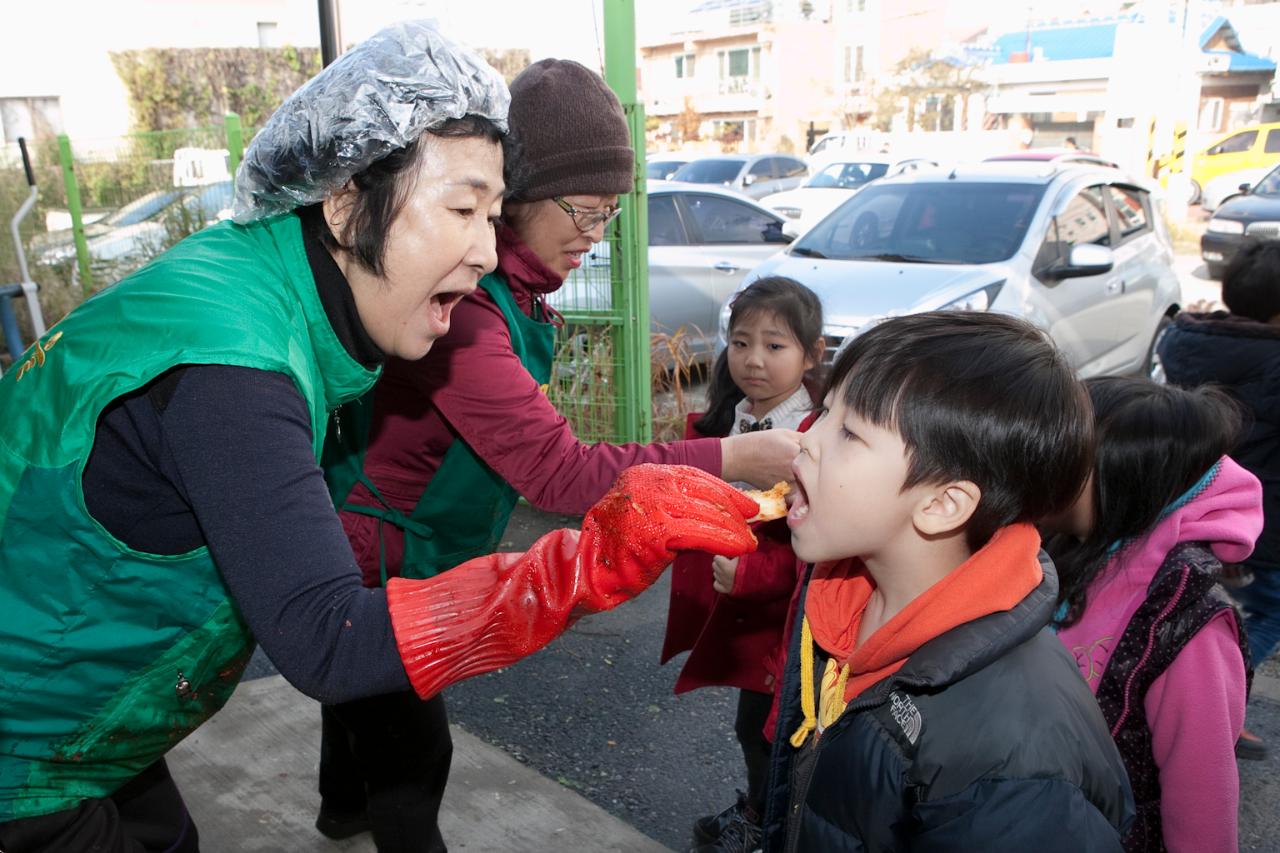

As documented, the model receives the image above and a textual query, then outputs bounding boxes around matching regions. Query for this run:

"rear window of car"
[793,181,1047,264]
[673,159,744,184]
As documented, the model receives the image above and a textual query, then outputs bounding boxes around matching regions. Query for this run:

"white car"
[760,158,937,237]
[1199,166,1275,213]
[548,182,792,362]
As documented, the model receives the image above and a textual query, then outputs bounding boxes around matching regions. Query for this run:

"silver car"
[549,182,791,362]
[671,154,809,200]
[725,163,1182,379]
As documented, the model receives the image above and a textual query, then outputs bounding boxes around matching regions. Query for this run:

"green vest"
[323,274,555,582]
[0,214,378,820]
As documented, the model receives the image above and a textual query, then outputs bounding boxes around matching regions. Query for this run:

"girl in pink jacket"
[1046,376,1263,853]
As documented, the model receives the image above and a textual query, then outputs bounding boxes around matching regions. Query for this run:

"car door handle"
[713,261,740,273]
[1105,278,1125,295]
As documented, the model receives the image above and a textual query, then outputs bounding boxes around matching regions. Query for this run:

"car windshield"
[646,160,685,180]
[1254,166,1280,197]
[103,189,183,227]
[806,162,889,189]
[673,159,744,184]
[792,181,1047,265]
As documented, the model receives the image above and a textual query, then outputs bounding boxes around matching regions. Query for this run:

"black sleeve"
[156,364,412,703]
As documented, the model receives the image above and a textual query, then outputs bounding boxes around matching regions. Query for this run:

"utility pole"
[318,0,343,67]
[603,0,653,442]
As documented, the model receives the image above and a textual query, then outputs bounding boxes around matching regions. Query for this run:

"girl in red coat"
[661,276,825,853]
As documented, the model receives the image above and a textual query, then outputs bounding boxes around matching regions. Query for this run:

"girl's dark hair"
[321,115,512,275]
[694,276,825,437]
[1048,376,1242,627]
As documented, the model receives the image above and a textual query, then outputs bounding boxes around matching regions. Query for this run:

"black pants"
[0,759,199,853]
[319,690,452,853]
[734,689,774,816]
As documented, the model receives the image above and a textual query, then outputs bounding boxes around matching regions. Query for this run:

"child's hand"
[712,555,741,595]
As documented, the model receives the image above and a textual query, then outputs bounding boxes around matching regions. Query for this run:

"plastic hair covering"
[232,19,509,222]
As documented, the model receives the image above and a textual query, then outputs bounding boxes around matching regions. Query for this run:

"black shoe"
[1236,728,1269,761]
[692,791,749,845]
[315,806,371,840]
[693,808,762,853]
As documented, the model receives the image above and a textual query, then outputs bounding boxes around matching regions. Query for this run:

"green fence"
[1,112,662,443]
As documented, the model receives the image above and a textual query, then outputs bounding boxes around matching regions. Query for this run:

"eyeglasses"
[553,197,622,232]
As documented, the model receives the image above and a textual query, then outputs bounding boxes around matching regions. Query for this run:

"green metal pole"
[225,112,244,180]
[56,134,93,296]
[603,0,652,443]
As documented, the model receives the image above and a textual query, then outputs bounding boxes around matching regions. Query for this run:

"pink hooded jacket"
[1057,456,1262,853]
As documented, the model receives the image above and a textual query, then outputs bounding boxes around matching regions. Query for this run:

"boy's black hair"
[695,276,825,437]
[1222,239,1280,323]
[827,311,1092,551]
[1047,376,1242,627]
[321,115,514,276]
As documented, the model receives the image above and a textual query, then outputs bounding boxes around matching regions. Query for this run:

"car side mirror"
[743,174,758,186]
[1238,182,1252,194]
[1050,243,1114,280]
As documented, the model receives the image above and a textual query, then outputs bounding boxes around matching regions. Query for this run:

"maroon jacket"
[342,225,722,587]
[660,410,815,704]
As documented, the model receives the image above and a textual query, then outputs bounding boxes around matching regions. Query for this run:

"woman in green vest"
[0,24,760,853]
[316,59,803,851]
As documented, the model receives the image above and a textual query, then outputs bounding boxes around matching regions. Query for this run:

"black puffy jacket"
[1159,311,1280,571]
[762,554,1134,853]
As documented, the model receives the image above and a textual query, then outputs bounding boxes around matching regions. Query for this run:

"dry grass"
[650,325,705,442]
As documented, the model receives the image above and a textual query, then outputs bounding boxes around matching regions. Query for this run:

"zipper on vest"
[332,408,343,443]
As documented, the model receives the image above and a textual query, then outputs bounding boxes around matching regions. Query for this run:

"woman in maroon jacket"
[315,60,800,852]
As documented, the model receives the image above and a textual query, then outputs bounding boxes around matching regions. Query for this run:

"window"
[683,194,780,244]
[855,46,864,83]
[1209,130,1257,155]
[674,53,696,79]
[1198,97,1223,132]
[257,21,278,48]
[748,158,774,178]
[1058,187,1111,247]
[1108,186,1150,241]
[797,182,1046,264]
[1266,129,1280,154]
[0,96,64,143]
[728,48,750,78]
[843,46,851,83]
[779,157,808,178]
[648,195,686,246]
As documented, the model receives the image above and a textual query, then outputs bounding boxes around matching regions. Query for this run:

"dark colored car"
[1201,163,1280,279]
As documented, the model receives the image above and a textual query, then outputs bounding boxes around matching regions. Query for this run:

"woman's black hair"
[694,276,825,437]
[320,114,514,275]
[1048,376,1242,627]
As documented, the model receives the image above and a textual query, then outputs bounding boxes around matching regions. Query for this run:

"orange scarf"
[791,523,1042,745]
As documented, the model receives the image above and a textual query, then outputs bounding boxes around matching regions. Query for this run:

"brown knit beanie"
[508,59,634,201]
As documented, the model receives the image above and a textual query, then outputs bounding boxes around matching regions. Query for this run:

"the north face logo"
[890,692,922,744]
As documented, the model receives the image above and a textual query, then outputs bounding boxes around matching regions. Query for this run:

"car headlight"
[1206,218,1245,235]
[773,206,802,219]
[940,282,1004,312]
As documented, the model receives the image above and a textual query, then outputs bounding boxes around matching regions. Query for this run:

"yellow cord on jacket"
[790,618,851,747]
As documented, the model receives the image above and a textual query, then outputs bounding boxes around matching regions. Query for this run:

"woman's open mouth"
[426,288,469,337]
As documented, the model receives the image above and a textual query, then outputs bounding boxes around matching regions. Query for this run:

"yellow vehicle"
[1161,123,1280,204]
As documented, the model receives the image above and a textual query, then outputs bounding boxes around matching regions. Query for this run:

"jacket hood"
[1100,456,1262,599]
[893,549,1059,691]
[1160,311,1280,390]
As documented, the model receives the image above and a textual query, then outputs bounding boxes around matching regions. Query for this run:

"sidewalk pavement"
[167,675,671,853]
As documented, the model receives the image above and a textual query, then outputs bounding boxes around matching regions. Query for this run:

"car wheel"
[1205,261,1225,281]
[1145,314,1173,384]
[1188,180,1202,206]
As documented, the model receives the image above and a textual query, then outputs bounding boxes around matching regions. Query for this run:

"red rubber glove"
[386,464,760,699]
